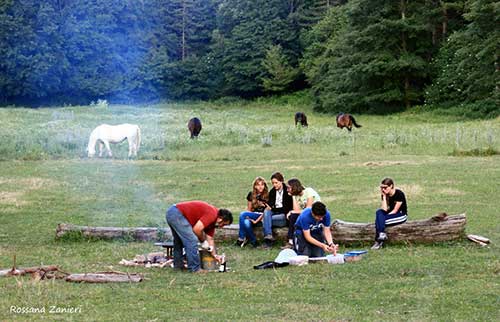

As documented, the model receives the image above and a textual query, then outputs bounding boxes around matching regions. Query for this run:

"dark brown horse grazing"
[336,113,361,131]
[294,112,308,127]
[188,117,202,138]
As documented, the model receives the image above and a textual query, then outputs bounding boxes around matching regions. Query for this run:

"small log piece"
[56,223,169,241]
[65,271,143,283]
[0,265,60,277]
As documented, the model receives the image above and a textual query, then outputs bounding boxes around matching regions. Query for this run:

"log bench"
[55,213,466,244]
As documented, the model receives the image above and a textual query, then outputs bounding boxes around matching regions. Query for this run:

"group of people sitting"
[164,173,408,272]
[236,172,408,253]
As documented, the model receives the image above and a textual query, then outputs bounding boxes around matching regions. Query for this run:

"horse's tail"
[350,115,362,128]
[135,126,141,151]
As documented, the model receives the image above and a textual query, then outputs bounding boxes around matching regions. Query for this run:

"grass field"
[0,98,499,321]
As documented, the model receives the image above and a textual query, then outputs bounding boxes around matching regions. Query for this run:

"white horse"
[87,124,141,158]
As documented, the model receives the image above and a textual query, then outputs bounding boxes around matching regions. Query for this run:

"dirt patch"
[398,184,423,197]
[362,160,412,167]
[0,177,59,190]
[439,188,464,196]
[0,191,27,206]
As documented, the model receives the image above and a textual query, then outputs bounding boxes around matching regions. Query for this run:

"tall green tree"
[308,0,439,113]
[215,0,294,97]
[0,0,66,102]
[426,0,499,113]
[261,45,299,93]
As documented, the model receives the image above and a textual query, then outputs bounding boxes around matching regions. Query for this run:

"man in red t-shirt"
[166,201,233,272]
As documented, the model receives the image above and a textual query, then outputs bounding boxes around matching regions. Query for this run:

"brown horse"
[336,113,361,131]
[294,112,308,127]
[188,117,202,138]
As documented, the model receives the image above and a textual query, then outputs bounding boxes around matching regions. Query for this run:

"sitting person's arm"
[287,197,301,219]
[248,213,263,224]
[389,201,402,215]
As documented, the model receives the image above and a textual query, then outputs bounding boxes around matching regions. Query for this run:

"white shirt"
[275,188,283,208]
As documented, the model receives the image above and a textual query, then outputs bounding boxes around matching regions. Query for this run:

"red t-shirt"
[176,201,218,237]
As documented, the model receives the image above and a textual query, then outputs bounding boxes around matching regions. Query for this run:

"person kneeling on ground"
[371,177,408,250]
[294,201,338,257]
[166,201,233,272]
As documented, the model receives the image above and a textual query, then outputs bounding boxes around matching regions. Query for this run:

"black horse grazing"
[188,117,202,138]
[336,113,361,131]
[294,112,308,127]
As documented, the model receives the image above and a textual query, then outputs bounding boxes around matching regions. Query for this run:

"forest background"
[0,0,498,117]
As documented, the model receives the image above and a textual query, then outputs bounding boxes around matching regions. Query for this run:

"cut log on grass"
[56,223,169,241]
[0,265,59,277]
[218,213,467,244]
[65,271,143,283]
[56,213,466,244]
[332,213,466,244]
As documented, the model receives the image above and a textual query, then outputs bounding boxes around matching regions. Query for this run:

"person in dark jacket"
[262,172,294,248]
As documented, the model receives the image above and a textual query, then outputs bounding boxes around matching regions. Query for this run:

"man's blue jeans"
[263,209,287,238]
[166,205,201,272]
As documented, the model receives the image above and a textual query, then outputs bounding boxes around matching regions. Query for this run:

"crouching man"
[294,201,338,257]
[166,201,233,272]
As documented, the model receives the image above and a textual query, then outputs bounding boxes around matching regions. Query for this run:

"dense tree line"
[0,0,497,114]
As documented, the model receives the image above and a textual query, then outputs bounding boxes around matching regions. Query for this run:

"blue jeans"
[238,211,262,243]
[263,209,287,238]
[375,208,408,239]
[166,205,201,272]
[294,229,325,258]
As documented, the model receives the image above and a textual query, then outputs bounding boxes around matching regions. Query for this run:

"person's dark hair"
[287,178,304,195]
[381,177,394,187]
[218,209,233,224]
[311,201,327,217]
[270,172,284,182]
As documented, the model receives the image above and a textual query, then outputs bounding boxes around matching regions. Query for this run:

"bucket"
[200,249,218,271]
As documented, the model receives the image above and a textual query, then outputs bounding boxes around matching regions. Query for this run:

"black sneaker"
[250,240,259,248]
[235,238,245,247]
[263,239,273,249]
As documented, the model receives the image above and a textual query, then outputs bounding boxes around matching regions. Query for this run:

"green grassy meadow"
[0,99,499,321]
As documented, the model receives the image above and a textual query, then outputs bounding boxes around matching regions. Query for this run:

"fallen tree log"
[65,271,143,283]
[56,213,466,244]
[56,223,169,241]
[215,213,467,243]
[332,213,466,244]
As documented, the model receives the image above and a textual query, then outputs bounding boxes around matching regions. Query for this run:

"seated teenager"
[371,177,408,250]
[262,172,293,248]
[236,176,269,248]
[294,201,338,258]
[283,178,321,249]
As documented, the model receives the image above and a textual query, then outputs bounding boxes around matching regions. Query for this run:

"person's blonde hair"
[251,176,269,210]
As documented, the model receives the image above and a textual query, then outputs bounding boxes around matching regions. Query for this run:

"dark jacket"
[268,184,293,214]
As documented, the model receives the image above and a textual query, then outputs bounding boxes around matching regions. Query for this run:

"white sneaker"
[378,232,388,241]
[371,241,384,250]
